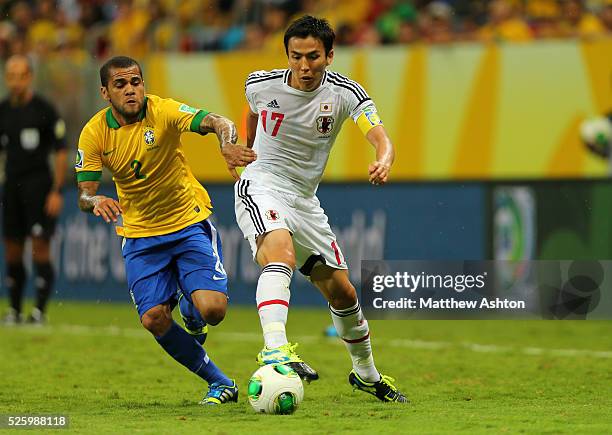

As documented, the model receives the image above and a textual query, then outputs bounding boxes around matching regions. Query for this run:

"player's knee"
[31,237,50,262]
[4,239,24,263]
[32,250,50,263]
[284,251,296,270]
[328,283,358,310]
[258,250,296,270]
[270,248,296,270]
[141,306,172,336]
[257,232,296,269]
[200,303,226,326]
[5,251,21,263]
[273,249,296,270]
[192,291,227,325]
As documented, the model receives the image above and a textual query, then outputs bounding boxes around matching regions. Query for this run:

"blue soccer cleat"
[200,380,239,405]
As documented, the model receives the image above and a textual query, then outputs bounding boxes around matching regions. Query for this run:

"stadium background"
[1,1,612,431]
[1,17,611,305]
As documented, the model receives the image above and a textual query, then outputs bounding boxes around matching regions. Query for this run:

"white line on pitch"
[6,324,612,359]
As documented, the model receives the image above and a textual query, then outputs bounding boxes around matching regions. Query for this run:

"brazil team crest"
[316,116,334,135]
[144,128,155,145]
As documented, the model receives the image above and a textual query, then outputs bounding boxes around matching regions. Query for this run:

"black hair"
[283,15,335,56]
[99,56,142,87]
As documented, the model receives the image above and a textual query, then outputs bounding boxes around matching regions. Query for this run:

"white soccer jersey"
[243,69,378,197]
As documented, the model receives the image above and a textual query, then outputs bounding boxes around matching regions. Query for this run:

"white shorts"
[234,178,347,276]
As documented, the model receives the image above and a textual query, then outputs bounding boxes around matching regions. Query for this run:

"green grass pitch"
[1,301,612,434]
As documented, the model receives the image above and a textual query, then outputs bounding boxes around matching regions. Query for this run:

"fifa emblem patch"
[266,210,280,221]
[364,107,382,126]
[316,116,334,135]
[144,129,155,145]
[75,149,84,168]
[179,104,197,114]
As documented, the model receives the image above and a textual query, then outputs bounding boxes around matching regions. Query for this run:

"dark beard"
[114,102,142,123]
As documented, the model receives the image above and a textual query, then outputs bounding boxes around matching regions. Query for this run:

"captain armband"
[356,106,384,135]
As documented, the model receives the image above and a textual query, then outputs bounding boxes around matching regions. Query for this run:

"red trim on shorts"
[343,333,370,344]
[331,241,341,265]
[257,299,289,310]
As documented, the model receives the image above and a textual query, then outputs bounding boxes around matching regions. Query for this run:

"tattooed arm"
[200,113,256,181]
[78,180,123,223]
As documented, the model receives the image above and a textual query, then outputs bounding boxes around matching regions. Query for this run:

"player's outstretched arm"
[366,125,395,186]
[77,180,123,223]
[199,112,257,180]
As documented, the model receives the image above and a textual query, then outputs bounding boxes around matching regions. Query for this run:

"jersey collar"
[105,96,148,129]
[321,70,328,86]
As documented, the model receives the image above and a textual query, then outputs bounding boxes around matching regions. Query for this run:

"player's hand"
[45,190,64,217]
[92,196,123,223]
[368,161,391,185]
[221,143,257,181]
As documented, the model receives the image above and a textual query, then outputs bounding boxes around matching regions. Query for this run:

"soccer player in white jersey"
[234,15,408,403]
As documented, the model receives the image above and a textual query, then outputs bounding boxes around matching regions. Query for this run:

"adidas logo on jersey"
[266,99,280,109]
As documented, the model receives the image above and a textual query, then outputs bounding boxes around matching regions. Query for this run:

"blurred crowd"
[0,0,611,60]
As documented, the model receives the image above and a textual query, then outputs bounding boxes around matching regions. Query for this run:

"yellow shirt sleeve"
[162,98,210,135]
[75,124,103,182]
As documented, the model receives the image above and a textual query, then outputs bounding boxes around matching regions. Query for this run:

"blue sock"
[155,321,231,385]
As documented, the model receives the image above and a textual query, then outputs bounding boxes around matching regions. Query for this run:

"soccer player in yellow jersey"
[75,56,256,405]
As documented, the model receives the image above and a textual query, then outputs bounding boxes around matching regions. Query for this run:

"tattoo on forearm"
[77,185,101,213]
[226,123,238,144]
[201,113,238,145]
[216,118,237,145]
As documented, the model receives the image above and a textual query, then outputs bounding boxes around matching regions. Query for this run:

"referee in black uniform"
[1,55,67,325]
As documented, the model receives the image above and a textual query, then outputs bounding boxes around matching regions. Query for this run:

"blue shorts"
[122,220,228,318]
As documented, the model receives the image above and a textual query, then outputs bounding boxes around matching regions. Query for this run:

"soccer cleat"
[349,371,409,403]
[256,342,319,382]
[2,308,22,326]
[178,291,208,344]
[26,308,46,326]
[199,380,238,405]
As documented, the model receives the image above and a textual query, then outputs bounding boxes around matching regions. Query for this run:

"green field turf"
[1,301,611,434]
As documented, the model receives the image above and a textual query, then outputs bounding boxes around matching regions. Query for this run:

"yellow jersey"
[75,94,213,238]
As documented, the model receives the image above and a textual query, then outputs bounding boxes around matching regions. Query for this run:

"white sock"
[330,302,380,383]
[256,263,293,349]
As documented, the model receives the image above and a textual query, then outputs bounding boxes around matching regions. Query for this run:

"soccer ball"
[247,364,304,414]
[580,116,612,149]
